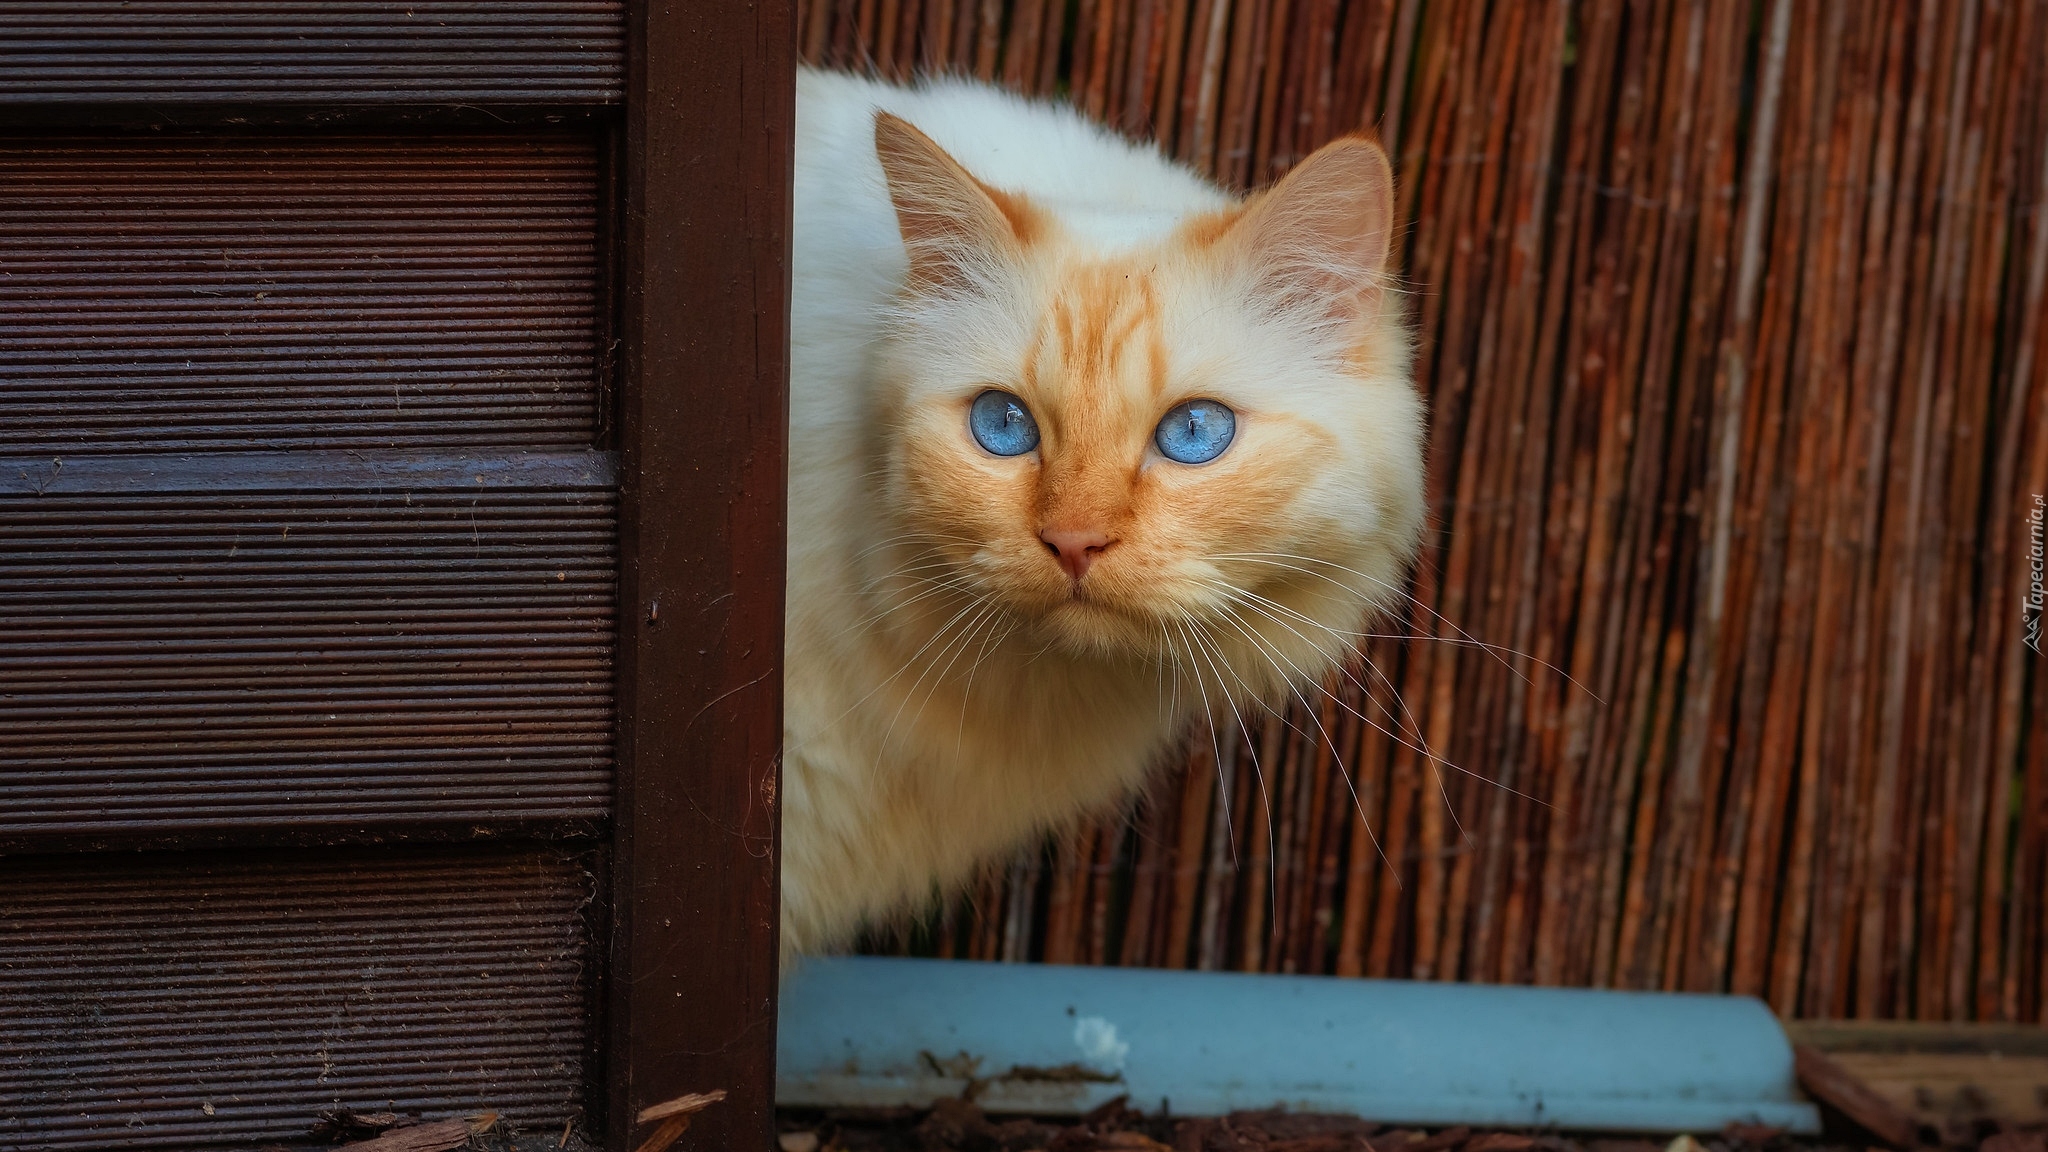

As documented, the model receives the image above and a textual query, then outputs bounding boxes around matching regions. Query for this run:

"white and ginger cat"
[783,67,1425,958]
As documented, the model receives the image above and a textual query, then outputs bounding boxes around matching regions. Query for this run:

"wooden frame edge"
[610,1,795,1147]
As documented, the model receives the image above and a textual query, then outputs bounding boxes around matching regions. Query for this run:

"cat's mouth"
[1024,569,1225,659]
[1032,598,1157,657]
[919,536,1224,658]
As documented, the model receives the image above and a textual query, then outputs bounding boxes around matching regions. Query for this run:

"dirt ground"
[776,1099,2048,1152]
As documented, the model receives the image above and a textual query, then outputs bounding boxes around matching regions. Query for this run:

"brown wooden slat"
[0,2,624,105]
[0,848,596,1152]
[0,451,617,850]
[0,136,603,454]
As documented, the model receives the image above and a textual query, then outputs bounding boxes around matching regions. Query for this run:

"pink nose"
[1040,528,1115,582]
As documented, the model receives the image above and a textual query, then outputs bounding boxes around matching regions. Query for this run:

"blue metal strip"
[777,957,1820,1134]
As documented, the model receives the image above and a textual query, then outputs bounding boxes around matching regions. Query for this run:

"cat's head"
[868,112,1424,701]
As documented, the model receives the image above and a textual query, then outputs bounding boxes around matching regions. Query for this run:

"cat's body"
[782,68,1423,958]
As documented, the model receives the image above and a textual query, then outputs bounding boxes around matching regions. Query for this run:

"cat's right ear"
[874,112,1038,292]
[1216,134,1395,331]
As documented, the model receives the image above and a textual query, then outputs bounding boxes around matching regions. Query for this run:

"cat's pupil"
[1155,398,1236,464]
[969,388,1041,456]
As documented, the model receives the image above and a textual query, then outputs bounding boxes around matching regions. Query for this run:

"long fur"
[782,68,1425,959]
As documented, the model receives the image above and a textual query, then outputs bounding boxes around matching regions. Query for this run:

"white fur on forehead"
[1043,202,1197,246]
[879,272,1039,389]
[810,68,1232,250]
[864,93,1391,360]
[879,204,1414,460]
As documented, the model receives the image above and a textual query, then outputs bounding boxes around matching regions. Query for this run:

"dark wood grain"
[0,2,625,106]
[0,135,605,455]
[0,2,798,1144]
[0,847,597,1152]
[607,0,794,1148]
[0,450,615,496]
[0,454,617,852]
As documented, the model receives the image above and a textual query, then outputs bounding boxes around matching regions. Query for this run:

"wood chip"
[1266,1137,1374,1152]
[636,1089,729,1125]
[1982,1133,2048,1152]
[1408,1126,1472,1152]
[1099,1134,1173,1151]
[1465,1135,1538,1152]
[336,1119,471,1152]
[631,1089,727,1152]
[313,1109,404,1141]
[632,1116,691,1152]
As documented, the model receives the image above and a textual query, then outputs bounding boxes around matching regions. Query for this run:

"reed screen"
[817,0,2048,1022]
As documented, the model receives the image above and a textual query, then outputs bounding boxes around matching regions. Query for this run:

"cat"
[781,66,1425,960]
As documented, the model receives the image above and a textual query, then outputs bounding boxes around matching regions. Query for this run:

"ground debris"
[312,1110,408,1142]
[632,1089,728,1152]
[333,1119,472,1152]
[1982,1134,2048,1152]
[784,1101,2048,1152]
[908,1097,1067,1150]
[1462,1136,1537,1152]
[1005,1064,1128,1085]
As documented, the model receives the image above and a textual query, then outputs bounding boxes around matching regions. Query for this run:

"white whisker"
[1214,551,1602,703]
[879,597,1004,763]
[1177,613,1277,916]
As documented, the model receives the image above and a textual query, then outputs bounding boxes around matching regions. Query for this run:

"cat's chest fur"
[780,577,1177,957]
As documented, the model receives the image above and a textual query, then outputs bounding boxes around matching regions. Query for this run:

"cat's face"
[869,114,1424,691]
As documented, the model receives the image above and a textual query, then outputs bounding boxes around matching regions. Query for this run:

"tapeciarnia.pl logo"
[2027,493,2045,655]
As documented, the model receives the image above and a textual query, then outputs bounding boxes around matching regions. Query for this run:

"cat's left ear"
[1222,135,1395,328]
[874,111,1039,292]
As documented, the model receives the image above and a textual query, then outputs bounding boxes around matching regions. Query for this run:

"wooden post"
[611,1,795,1148]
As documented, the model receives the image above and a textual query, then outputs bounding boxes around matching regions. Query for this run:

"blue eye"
[969,389,1040,456]
[1155,399,1236,464]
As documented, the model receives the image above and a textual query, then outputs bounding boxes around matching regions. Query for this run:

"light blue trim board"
[777,957,1820,1134]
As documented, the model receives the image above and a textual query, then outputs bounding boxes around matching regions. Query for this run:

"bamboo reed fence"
[813,0,2048,1022]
